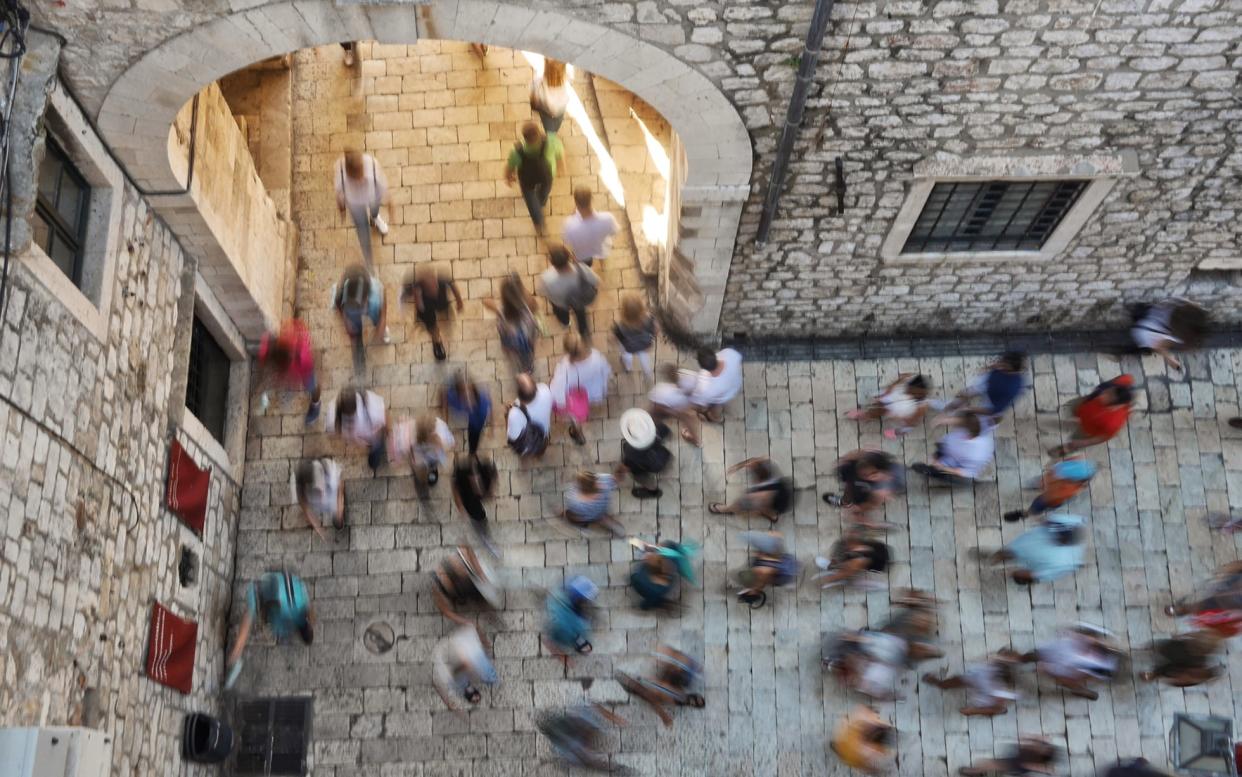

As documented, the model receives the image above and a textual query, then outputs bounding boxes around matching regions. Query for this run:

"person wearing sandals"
[649,363,702,446]
[846,373,932,439]
[613,292,657,381]
[560,470,625,537]
[432,624,499,714]
[689,346,743,422]
[912,412,995,484]
[292,457,345,541]
[1004,457,1095,522]
[544,575,598,656]
[922,649,1023,716]
[823,449,905,528]
[615,645,705,727]
[484,274,540,375]
[709,456,794,523]
[550,331,611,446]
[616,408,672,499]
[402,266,463,362]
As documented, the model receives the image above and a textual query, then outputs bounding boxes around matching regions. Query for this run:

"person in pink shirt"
[257,319,321,425]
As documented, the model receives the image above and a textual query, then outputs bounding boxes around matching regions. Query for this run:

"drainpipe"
[755,0,836,246]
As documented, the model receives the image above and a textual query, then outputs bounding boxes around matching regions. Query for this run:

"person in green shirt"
[505,120,564,234]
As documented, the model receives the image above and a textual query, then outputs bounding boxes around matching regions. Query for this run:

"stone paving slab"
[233,40,1242,776]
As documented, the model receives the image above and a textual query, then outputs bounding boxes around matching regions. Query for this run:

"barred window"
[185,316,231,444]
[902,180,1088,254]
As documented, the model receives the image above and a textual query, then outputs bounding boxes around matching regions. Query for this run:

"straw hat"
[620,408,657,449]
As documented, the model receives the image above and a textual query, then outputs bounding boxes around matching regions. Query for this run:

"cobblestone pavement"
[235,41,1242,776]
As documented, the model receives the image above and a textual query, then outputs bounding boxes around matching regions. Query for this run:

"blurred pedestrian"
[560,470,624,537]
[505,120,563,234]
[846,372,932,439]
[1139,630,1225,686]
[442,371,492,457]
[709,456,794,523]
[1021,624,1122,700]
[484,273,540,374]
[958,736,1059,776]
[530,58,571,135]
[506,373,552,458]
[913,412,995,484]
[334,149,389,268]
[1130,298,1207,372]
[616,408,672,498]
[550,331,611,446]
[813,530,891,590]
[649,363,701,445]
[830,706,894,775]
[331,263,388,374]
[432,624,498,714]
[324,385,388,473]
[689,346,743,422]
[922,650,1023,716]
[432,545,503,625]
[613,291,657,381]
[256,318,321,424]
[389,413,455,495]
[224,570,315,689]
[823,449,905,528]
[1049,375,1134,457]
[401,266,463,362]
[451,455,499,554]
[544,575,598,656]
[940,351,1027,420]
[988,513,1085,585]
[292,457,344,541]
[538,244,598,336]
[1004,457,1095,522]
[616,645,704,727]
[562,187,618,268]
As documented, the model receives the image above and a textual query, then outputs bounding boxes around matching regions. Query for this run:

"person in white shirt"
[690,347,744,422]
[537,245,598,336]
[292,457,344,540]
[388,414,456,495]
[550,332,612,446]
[530,58,572,135]
[913,412,995,483]
[562,188,618,268]
[325,387,388,473]
[648,364,701,445]
[506,373,554,457]
[334,150,389,268]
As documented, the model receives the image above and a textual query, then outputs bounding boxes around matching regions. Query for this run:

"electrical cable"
[0,0,29,349]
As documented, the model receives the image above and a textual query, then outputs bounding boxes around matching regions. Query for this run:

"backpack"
[337,270,370,312]
[515,141,553,190]
[572,263,598,306]
[508,403,548,457]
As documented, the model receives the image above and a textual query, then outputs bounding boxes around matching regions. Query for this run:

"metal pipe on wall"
[755,0,836,246]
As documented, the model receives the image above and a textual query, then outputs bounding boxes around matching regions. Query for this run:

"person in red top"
[1050,375,1134,457]
[257,319,321,424]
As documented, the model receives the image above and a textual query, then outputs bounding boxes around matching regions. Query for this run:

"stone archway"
[96,0,751,336]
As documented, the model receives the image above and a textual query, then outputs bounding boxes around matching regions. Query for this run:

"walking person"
[401,266,463,362]
[1049,375,1135,457]
[432,545,503,625]
[822,449,906,528]
[560,470,625,537]
[451,455,499,554]
[537,245,598,337]
[441,372,492,457]
[256,318,321,425]
[332,263,389,374]
[505,120,563,234]
[389,413,455,496]
[1004,457,1095,522]
[224,570,315,689]
[939,351,1028,421]
[689,345,744,422]
[334,149,389,268]
[846,373,932,439]
[987,513,1086,585]
[544,576,599,656]
[649,363,701,446]
[912,412,995,484]
[506,373,553,458]
[292,457,345,541]
[483,273,541,374]
[615,408,673,498]
[708,456,794,523]
[562,187,618,268]
[922,650,1023,716]
[613,291,657,381]
[550,332,612,446]
[432,624,499,715]
[530,58,572,135]
[1129,298,1208,371]
[324,385,388,473]
[958,736,1060,776]
[830,705,895,775]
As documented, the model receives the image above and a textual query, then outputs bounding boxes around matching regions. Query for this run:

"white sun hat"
[620,408,657,449]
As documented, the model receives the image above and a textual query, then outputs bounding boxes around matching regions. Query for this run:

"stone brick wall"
[0,37,240,777]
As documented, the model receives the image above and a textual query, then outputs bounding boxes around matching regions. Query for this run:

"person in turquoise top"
[990,514,1086,584]
[505,120,565,234]
[224,570,315,689]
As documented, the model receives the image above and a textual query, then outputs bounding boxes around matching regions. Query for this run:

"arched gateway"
[96,0,752,336]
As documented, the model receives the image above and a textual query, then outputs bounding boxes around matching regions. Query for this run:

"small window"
[34,137,92,286]
[902,180,1088,254]
[186,316,231,444]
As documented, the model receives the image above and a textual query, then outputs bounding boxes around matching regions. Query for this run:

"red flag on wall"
[166,438,211,535]
[145,602,197,694]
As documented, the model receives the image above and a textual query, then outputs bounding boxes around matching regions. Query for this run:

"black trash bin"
[183,712,234,764]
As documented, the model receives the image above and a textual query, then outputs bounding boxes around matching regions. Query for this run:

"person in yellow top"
[504,120,565,234]
[830,705,894,774]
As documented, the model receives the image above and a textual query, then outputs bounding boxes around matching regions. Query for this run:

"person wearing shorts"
[332,264,388,373]
[1004,457,1095,522]
[923,650,1022,716]
[432,624,499,712]
[709,456,794,523]
[990,514,1085,584]
[402,267,463,362]
[224,570,314,686]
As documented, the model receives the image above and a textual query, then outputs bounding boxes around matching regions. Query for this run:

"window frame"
[33,135,92,287]
[881,152,1139,264]
[185,314,233,446]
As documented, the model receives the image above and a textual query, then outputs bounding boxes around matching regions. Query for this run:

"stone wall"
[219,57,294,220]
[0,35,239,777]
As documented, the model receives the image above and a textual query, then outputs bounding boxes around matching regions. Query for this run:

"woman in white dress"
[530,59,572,135]
[550,332,612,445]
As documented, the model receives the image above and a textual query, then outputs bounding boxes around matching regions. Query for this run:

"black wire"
[0,0,26,348]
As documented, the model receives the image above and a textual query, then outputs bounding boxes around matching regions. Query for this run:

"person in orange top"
[1050,375,1134,457]
[1004,457,1096,522]
[830,705,894,774]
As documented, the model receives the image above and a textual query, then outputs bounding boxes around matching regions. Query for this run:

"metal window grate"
[235,697,313,776]
[185,317,231,444]
[902,180,1088,254]
[33,136,91,286]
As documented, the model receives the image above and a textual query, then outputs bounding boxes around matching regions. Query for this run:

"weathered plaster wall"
[0,34,240,777]
[32,0,1242,336]
[169,81,295,335]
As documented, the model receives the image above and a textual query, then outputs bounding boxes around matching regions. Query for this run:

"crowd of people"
[225,45,1238,775]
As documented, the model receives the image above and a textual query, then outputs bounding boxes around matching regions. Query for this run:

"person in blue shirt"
[224,570,315,688]
[441,372,492,457]
[989,514,1085,584]
[544,576,598,656]
[940,351,1028,421]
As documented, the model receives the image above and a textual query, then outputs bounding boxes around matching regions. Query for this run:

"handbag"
[564,366,590,423]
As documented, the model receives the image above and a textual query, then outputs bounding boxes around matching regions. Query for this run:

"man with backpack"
[332,263,388,374]
[537,244,598,336]
[506,373,552,458]
[505,120,564,234]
